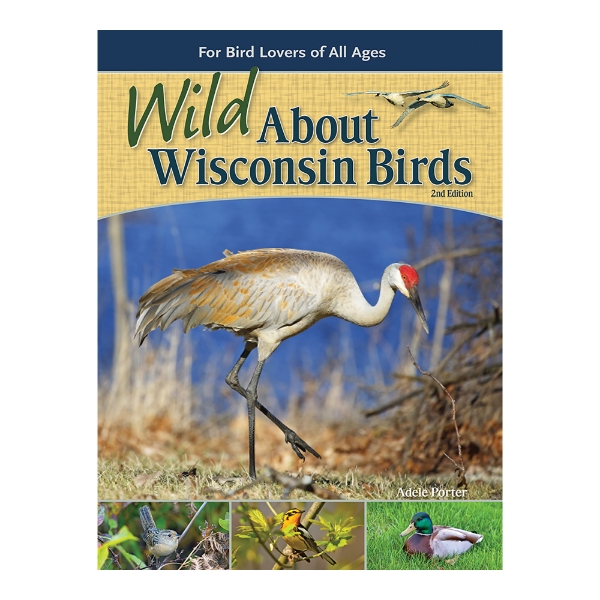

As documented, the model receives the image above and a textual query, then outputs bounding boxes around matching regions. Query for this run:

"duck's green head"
[400,512,433,536]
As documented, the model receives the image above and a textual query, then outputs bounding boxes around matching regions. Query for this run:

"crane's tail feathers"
[135,270,204,344]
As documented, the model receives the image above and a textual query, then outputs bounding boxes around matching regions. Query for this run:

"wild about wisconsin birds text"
[127,67,473,188]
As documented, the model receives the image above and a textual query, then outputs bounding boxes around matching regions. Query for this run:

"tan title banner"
[98,72,502,219]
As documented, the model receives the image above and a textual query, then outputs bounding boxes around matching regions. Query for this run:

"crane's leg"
[225,342,257,397]
[225,343,321,478]
[244,359,264,480]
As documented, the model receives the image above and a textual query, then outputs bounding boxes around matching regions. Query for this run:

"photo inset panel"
[97,501,230,570]
[367,501,501,570]
[232,501,364,570]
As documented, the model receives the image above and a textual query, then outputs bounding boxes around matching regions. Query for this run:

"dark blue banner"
[98,30,502,72]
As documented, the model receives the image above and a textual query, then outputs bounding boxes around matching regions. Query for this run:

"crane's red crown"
[399,264,419,288]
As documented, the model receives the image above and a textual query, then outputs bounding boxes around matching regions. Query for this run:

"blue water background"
[98,198,499,407]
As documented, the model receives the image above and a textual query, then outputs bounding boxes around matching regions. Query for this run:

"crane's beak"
[408,286,429,334]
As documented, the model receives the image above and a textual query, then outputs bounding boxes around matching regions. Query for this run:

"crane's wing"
[399,80,450,97]
[135,249,323,343]
[343,91,390,96]
[391,100,428,128]
[441,94,490,109]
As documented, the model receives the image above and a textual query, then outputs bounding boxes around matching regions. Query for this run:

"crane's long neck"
[333,268,396,327]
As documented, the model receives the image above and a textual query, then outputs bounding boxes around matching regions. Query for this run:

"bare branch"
[407,347,468,489]
[223,468,343,499]
[413,245,502,270]
[179,501,207,545]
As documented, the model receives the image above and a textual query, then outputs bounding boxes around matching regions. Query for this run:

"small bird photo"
[97,502,230,570]
[232,502,364,570]
[366,502,501,570]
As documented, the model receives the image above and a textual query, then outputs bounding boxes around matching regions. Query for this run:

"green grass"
[367,501,502,570]
[98,457,502,501]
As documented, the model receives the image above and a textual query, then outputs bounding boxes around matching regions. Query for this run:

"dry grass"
[98,313,502,501]
[99,360,501,501]
[98,456,501,501]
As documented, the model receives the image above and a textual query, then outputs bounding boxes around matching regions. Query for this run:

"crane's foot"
[284,429,322,461]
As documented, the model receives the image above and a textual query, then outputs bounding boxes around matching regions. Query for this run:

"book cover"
[97,30,502,570]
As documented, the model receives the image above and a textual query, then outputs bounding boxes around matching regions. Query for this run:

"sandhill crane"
[392,93,490,128]
[344,80,449,107]
[135,248,429,479]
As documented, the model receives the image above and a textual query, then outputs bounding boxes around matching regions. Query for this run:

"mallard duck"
[392,93,490,128]
[343,80,449,107]
[400,512,483,558]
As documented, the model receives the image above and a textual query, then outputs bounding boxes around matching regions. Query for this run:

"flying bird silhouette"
[135,248,429,479]
[344,80,449,107]
[392,93,490,128]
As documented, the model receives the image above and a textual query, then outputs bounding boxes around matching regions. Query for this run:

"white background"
[1,2,594,594]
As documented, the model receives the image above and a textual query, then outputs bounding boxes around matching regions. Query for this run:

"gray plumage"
[139,505,179,558]
[135,248,429,479]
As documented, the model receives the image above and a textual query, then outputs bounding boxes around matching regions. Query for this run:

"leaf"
[246,508,268,528]
[108,526,139,546]
[98,545,109,569]
[330,538,349,549]
[280,522,296,536]
[120,547,146,569]
[108,515,118,532]
[219,518,229,531]
[97,526,139,570]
